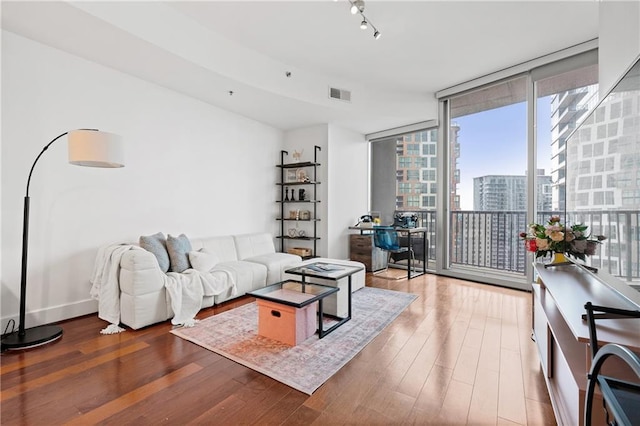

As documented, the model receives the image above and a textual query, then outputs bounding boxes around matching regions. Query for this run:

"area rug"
[171,287,417,394]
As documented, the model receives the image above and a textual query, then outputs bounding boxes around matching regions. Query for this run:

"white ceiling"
[1,1,599,134]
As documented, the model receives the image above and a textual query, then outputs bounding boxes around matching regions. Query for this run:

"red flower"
[525,239,537,252]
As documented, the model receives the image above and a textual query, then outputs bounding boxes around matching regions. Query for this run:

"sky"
[454,98,552,210]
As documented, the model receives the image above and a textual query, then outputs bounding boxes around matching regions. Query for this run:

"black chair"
[583,302,640,426]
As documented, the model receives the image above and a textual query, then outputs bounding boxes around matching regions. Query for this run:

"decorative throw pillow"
[139,232,170,273]
[188,248,220,272]
[166,234,193,273]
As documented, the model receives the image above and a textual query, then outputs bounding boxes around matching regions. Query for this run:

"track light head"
[360,20,368,30]
[373,30,381,40]
[351,0,365,14]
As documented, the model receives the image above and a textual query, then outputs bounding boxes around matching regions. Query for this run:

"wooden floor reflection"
[0,273,555,425]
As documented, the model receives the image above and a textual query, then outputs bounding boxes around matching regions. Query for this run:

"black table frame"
[284,262,363,338]
[248,280,339,339]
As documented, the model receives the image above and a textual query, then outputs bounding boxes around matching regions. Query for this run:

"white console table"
[532,263,640,425]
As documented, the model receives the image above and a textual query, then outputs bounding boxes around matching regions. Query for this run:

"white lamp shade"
[68,129,124,168]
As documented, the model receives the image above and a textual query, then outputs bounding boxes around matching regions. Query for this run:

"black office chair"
[373,226,414,279]
[583,302,640,426]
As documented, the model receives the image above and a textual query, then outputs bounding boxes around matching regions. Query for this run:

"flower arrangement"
[519,215,606,261]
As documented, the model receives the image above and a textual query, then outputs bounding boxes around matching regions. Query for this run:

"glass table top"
[247,280,338,308]
[285,262,364,280]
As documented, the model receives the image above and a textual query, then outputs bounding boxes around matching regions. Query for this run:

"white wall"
[598,1,640,97]
[326,125,368,259]
[283,124,368,260]
[1,31,283,330]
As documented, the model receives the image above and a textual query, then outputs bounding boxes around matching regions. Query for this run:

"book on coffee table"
[305,263,344,273]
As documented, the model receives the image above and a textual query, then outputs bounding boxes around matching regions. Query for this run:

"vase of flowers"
[520,216,606,262]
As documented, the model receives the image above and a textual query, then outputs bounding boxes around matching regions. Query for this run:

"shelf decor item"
[276,146,321,257]
[1,129,124,351]
[287,247,312,257]
[519,215,606,262]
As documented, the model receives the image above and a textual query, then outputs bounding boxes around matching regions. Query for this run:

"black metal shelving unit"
[276,146,321,259]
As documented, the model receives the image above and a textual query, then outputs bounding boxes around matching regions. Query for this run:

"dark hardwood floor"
[1,273,556,425]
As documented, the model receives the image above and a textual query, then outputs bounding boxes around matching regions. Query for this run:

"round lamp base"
[1,325,63,351]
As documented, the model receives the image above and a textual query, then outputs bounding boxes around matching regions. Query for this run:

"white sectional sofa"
[119,232,302,329]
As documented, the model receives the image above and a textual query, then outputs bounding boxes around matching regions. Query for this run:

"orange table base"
[257,299,318,346]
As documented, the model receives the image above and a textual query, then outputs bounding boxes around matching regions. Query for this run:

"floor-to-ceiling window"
[535,61,599,219]
[447,76,528,275]
[370,124,438,269]
[435,48,598,289]
[368,48,599,289]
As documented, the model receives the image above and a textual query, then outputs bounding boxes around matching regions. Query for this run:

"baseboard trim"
[1,299,98,335]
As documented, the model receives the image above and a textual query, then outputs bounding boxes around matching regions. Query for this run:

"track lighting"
[345,0,381,40]
[350,0,364,14]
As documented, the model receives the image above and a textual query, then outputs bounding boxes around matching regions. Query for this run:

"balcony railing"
[396,209,640,282]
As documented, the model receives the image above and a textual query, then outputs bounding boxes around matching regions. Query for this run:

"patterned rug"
[171,287,417,394]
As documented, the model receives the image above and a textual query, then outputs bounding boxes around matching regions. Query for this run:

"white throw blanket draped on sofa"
[90,244,237,332]
[163,269,237,326]
[90,244,141,332]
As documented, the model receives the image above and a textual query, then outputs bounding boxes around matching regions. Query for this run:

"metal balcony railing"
[396,209,640,282]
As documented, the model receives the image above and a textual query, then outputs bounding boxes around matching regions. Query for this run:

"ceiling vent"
[329,87,351,102]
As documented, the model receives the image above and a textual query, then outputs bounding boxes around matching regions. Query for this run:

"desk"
[347,228,385,272]
[348,226,427,279]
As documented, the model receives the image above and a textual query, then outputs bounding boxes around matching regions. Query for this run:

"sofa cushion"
[167,234,192,273]
[245,252,302,284]
[196,236,239,263]
[213,260,267,303]
[139,232,170,273]
[234,233,276,260]
[188,248,219,272]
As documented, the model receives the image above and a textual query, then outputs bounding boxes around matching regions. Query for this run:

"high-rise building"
[550,85,599,211]
[473,175,527,211]
[395,130,431,210]
[564,88,640,276]
[467,171,552,271]
[473,171,552,212]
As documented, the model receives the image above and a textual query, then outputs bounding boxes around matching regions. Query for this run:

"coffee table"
[284,262,364,336]
[248,280,338,344]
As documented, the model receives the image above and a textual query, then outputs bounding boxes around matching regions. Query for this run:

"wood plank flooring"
[1,273,556,425]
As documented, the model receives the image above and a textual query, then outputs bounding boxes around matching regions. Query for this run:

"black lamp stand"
[1,132,69,351]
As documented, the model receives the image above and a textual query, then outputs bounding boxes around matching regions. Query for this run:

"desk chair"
[583,302,640,426]
[373,227,414,280]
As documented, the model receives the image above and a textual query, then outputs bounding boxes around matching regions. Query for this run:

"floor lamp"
[1,129,124,351]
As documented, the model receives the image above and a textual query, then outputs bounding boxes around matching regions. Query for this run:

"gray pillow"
[167,234,193,273]
[139,232,170,273]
